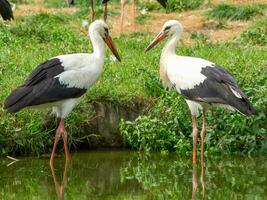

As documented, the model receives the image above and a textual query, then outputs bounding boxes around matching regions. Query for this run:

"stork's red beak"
[104,35,121,62]
[145,31,167,52]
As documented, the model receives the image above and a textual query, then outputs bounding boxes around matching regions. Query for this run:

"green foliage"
[240,17,267,46]
[166,0,204,12]
[190,31,209,43]
[141,0,163,11]
[208,4,266,21]
[136,14,150,25]
[120,92,192,153]
[11,0,34,4]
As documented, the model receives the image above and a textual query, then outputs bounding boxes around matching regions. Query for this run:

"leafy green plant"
[136,14,150,25]
[166,0,204,12]
[208,4,266,21]
[141,0,163,11]
[190,31,209,43]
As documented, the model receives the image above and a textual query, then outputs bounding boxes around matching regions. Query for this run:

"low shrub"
[166,0,204,12]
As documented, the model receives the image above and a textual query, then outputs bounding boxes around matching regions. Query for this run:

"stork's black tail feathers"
[157,0,167,8]
[4,86,33,113]
[0,0,14,21]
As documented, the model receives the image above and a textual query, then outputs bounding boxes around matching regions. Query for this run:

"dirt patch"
[107,3,253,44]
[211,0,266,5]
[15,4,77,17]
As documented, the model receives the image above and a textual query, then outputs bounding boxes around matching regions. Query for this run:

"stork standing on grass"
[4,20,121,166]
[0,0,14,21]
[145,20,257,164]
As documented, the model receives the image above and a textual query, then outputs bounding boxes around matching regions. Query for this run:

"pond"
[0,150,267,199]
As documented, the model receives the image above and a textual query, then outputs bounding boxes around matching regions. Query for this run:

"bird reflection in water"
[50,160,70,200]
[192,158,206,200]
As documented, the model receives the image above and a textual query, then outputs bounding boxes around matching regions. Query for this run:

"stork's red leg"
[131,0,136,31]
[50,119,70,166]
[90,0,95,22]
[201,154,206,199]
[120,0,126,33]
[192,162,198,200]
[104,2,108,21]
[200,111,206,164]
[200,111,206,198]
[50,120,63,166]
[192,115,198,164]
[61,129,70,161]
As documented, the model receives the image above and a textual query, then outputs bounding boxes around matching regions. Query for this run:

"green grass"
[208,4,267,21]
[240,16,267,45]
[166,0,204,12]
[0,5,266,156]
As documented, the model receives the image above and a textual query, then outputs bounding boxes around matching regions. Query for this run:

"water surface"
[0,150,266,199]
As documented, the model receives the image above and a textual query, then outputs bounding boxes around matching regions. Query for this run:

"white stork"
[4,20,121,166]
[145,20,257,164]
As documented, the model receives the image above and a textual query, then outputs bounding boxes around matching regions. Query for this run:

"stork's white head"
[89,20,121,62]
[145,20,183,52]
[89,20,109,39]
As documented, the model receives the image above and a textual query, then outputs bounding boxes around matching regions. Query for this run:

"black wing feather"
[25,58,64,86]
[4,78,87,113]
[180,65,257,115]
[0,0,14,20]
[4,58,86,113]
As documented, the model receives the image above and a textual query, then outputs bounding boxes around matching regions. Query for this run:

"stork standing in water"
[145,20,256,164]
[4,20,121,166]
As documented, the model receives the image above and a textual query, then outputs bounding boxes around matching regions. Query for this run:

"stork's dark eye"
[104,27,109,35]
[164,26,171,31]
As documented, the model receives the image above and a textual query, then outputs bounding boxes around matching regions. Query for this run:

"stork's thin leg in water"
[131,0,136,31]
[192,115,198,164]
[120,0,126,33]
[50,119,70,166]
[90,0,95,22]
[200,111,206,163]
[103,2,108,21]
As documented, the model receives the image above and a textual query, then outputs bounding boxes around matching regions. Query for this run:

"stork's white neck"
[90,31,106,61]
[159,32,181,89]
[162,33,181,56]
